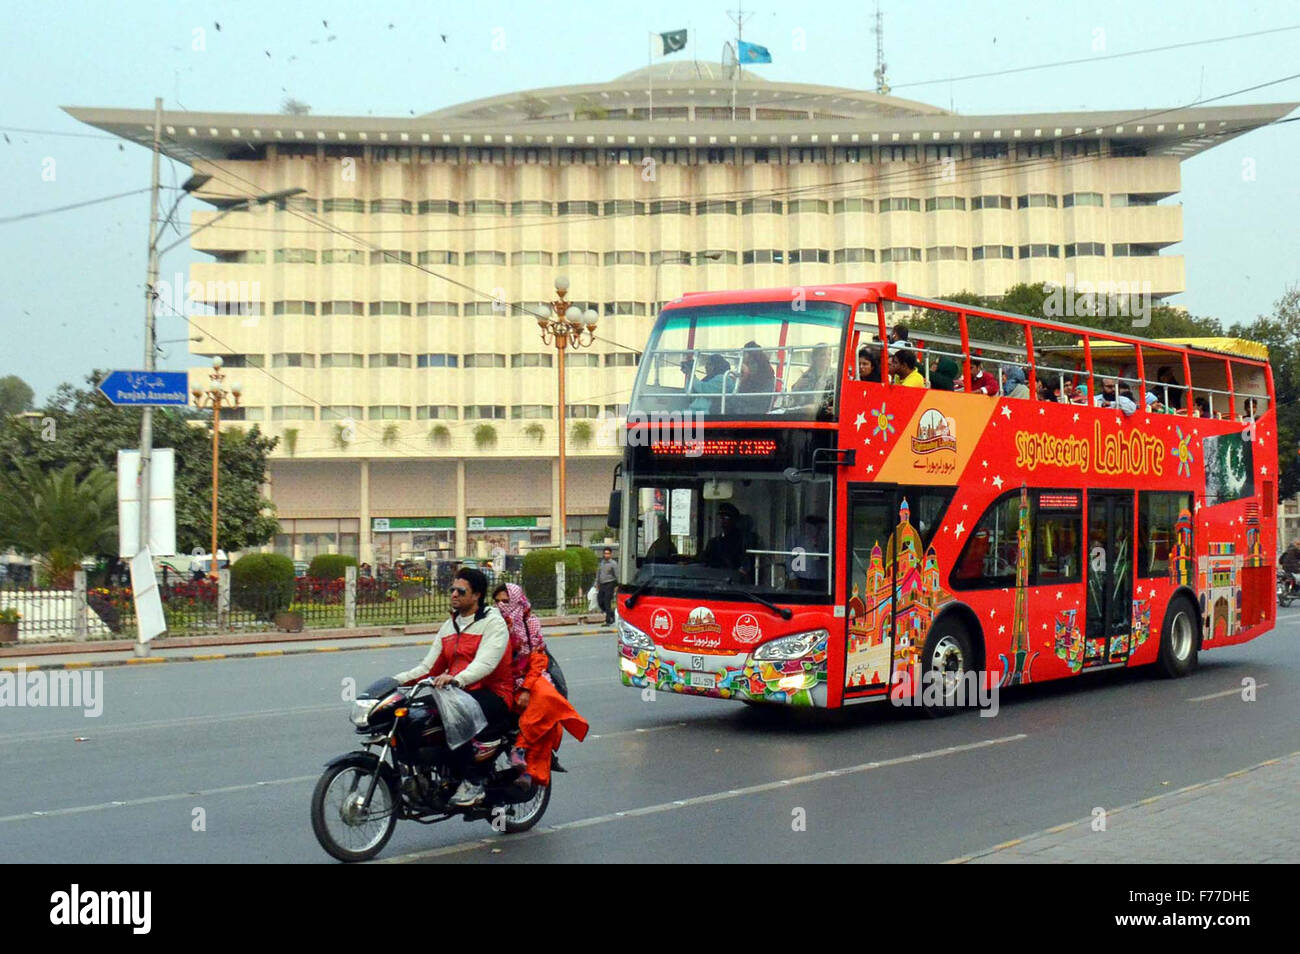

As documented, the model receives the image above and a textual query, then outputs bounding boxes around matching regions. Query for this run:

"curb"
[0,627,611,673]
[944,750,1300,863]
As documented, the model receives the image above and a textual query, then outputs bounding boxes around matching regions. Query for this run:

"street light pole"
[138,97,163,566]
[652,250,722,313]
[538,277,598,548]
[192,357,241,578]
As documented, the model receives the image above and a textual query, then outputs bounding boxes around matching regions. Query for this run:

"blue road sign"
[97,370,190,407]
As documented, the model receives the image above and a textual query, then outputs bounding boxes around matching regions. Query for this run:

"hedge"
[521,547,592,609]
[231,552,296,618]
[308,553,358,580]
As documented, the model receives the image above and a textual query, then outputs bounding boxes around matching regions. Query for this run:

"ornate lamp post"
[192,356,241,578]
[537,276,598,547]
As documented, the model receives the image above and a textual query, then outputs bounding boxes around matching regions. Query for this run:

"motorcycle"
[311,656,567,862]
[1279,570,1298,608]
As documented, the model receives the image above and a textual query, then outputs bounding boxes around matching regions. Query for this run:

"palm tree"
[0,462,117,587]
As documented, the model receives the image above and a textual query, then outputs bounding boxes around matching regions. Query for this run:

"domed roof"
[422,64,949,121]
[615,61,768,83]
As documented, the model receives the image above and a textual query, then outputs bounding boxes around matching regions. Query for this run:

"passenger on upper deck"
[969,355,999,396]
[1156,367,1184,409]
[732,341,777,415]
[1095,377,1137,416]
[788,343,834,407]
[891,349,925,388]
[685,353,735,411]
[930,357,959,391]
[858,346,881,382]
[1001,366,1030,399]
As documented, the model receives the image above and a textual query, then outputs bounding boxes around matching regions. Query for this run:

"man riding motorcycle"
[1281,540,1300,596]
[391,567,512,807]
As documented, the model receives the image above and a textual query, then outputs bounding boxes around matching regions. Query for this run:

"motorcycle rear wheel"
[311,762,399,862]
[499,779,551,833]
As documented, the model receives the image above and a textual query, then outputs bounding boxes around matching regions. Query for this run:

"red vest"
[439,625,514,708]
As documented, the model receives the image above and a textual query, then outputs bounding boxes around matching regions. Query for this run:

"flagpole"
[648,31,654,122]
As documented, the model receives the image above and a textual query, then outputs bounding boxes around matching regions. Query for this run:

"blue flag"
[738,40,772,63]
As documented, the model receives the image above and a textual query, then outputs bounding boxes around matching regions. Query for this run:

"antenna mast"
[873,1,890,95]
[727,6,752,119]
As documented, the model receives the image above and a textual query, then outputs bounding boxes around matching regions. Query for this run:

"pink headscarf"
[497,582,545,691]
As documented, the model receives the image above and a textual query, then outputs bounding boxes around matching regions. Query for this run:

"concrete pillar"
[554,559,566,612]
[217,568,230,632]
[358,459,373,565]
[455,459,467,557]
[73,570,88,641]
[344,565,357,629]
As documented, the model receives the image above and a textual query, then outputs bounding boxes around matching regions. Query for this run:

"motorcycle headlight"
[351,698,375,726]
[752,629,828,661]
[617,617,655,651]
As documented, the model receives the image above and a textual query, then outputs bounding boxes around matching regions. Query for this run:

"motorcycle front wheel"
[311,760,399,862]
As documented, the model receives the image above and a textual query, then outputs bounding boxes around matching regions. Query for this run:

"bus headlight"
[617,618,655,651]
[753,629,827,661]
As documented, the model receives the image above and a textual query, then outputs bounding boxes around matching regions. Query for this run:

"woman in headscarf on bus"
[733,341,777,414]
[491,582,588,785]
[930,356,960,391]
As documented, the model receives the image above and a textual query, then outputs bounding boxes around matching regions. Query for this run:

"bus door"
[1085,490,1134,666]
[844,485,898,696]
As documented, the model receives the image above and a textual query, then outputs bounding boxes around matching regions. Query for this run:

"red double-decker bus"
[613,281,1277,710]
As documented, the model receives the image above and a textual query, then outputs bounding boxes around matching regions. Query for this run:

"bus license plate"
[689,671,715,689]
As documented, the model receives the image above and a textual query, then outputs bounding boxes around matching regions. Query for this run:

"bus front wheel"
[1156,595,1199,679]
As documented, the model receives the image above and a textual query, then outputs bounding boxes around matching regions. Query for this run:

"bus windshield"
[629,301,849,421]
[628,469,834,600]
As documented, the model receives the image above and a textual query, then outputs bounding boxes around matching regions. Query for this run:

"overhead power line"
[892,24,1300,90]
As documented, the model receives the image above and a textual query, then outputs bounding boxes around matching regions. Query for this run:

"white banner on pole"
[130,546,167,645]
[118,448,176,557]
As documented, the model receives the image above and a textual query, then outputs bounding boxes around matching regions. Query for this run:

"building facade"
[68,63,1294,564]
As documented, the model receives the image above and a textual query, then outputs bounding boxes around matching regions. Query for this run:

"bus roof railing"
[885,292,1272,367]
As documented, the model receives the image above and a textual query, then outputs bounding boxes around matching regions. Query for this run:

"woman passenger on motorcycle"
[492,582,589,786]
[392,567,513,807]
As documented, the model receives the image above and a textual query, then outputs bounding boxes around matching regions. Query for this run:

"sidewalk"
[952,751,1300,863]
[0,615,612,672]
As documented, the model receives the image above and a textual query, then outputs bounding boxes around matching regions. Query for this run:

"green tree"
[1235,286,1300,501]
[0,461,116,586]
[0,373,279,554]
[0,375,34,416]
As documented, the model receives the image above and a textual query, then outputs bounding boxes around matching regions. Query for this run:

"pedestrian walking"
[596,547,619,626]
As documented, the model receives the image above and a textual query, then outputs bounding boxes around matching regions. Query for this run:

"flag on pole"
[737,40,772,63]
[658,29,688,56]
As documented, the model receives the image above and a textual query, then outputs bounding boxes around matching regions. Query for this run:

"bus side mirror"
[607,491,621,529]
[784,467,805,485]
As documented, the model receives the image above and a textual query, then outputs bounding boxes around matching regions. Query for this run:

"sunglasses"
[449,586,468,596]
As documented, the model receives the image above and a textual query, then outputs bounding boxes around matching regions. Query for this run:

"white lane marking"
[379,733,1029,863]
[1186,683,1268,702]
[0,775,319,824]
[586,722,687,740]
[0,703,340,745]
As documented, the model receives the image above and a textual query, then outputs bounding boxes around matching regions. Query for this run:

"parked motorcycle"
[1278,571,1297,608]
[311,666,563,862]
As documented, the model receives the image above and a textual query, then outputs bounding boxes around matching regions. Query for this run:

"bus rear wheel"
[919,621,975,718]
[1156,595,1199,679]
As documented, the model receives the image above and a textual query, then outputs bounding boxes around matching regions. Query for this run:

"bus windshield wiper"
[623,572,658,609]
[721,587,793,620]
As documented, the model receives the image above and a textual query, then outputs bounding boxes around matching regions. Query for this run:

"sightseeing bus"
[613,281,1278,710]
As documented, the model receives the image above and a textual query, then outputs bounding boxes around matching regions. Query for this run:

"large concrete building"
[68,63,1294,565]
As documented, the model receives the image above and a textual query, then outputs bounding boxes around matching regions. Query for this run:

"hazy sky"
[1,0,1296,402]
